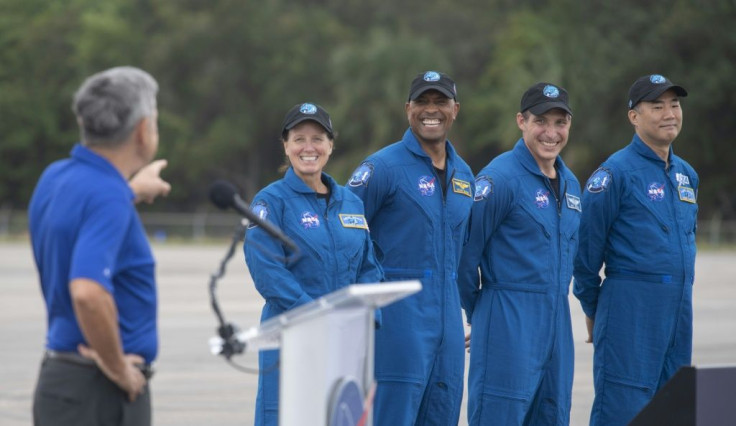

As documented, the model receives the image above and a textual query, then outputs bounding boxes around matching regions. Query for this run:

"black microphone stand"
[209,220,247,360]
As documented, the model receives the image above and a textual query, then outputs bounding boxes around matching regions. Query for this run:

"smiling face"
[283,120,333,182]
[517,108,571,174]
[629,89,683,150]
[406,90,460,147]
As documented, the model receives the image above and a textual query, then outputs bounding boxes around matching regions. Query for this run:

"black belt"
[45,350,154,379]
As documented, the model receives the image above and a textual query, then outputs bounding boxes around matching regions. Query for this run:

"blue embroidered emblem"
[248,201,269,229]
[423,71,441,82]
[647,183,665,201]
[299,103,317,114]
[348,162,373,187]
[300,211,320,229]
[566,194,582,212]
[543,85,560,98]
[586,168,612,193]
[339,214,369,229]
[678,186,696,203]
[474,176,493,201]
[535,189,550,208]
[650,74,666,84]
[418,176,436,196]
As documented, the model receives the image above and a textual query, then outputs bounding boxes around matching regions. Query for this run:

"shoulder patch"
[348,162,374,187]
[451,178,472,198]
[248,200,269,229]
[586,168,612,193]
[339,214,369,229]
[474,176,493,201]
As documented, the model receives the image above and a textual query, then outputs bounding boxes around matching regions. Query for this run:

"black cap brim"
[528,101,573,116]
[409,85,455,101]
[639,84,688,104]
[284,117,333,137]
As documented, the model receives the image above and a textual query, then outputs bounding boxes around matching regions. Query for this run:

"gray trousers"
[33,354,151,426]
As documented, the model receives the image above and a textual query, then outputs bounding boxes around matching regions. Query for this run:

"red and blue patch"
[418,175,436,196]
[535,189,550,208]
[300,211,320,229]
[647,182,665,201]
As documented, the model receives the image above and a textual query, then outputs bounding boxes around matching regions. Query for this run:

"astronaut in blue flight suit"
[244,103,382,426]
[347,71,474,425]
[458,83,580,425]
[573,74,698,425]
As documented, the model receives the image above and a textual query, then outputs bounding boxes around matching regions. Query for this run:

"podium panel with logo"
[237,281,421,426]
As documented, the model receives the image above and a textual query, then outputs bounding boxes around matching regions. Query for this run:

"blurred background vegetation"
[1,0,735,231]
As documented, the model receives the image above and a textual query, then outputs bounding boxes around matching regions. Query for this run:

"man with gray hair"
[29,66,170,426]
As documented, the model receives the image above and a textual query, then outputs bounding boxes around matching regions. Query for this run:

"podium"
[630,365,736,425]
[236,281,421,426]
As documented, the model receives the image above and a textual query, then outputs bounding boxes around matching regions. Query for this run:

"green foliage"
[1,0,734,219]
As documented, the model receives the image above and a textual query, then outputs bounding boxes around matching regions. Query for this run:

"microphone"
[208,180,299,253]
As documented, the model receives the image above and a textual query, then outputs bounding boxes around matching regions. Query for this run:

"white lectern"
[237,281,421,426]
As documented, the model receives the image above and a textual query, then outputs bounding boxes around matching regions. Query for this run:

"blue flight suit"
[573,134,698,425]
[29,144,158,363]
[244,168,382,426]
[458,139,581,425]
[347,128,475,425]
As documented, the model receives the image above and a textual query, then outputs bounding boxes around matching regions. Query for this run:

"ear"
[453,101,460,120]
[134,117,150,146]
[516,112,526,131]
[405,102,411,121]
[628,109,638,127]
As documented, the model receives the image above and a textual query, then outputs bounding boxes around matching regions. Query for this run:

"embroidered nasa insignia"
[678,186,696,203]
[452,178,472,198]
[647,182,665,201]
[586,168,612,193]
[566,193,582,212]
[535,189,550,208]
[339,214,369,229]
[248,201,269,229]
[300,211,320,229]
[418,175,436,196]
[348,162,374,187]
[473,176,493,201]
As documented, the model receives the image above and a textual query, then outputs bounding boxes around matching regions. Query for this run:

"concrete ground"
[1,240,734,425]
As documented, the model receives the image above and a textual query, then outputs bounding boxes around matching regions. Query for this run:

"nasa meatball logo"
[300,211,320,229]
[418,176,436,196]
[647,183,665,201]
[535,189,550,209]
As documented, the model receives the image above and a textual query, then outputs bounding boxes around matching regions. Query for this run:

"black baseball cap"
[281,102,334,138]
[408,71,457,101]
[520,83,572,116]
[628,74,687,109]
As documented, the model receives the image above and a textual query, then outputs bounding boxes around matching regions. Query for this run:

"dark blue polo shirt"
[29,144,158,363]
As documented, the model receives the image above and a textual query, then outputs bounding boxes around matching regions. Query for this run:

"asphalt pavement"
[1,241,734,425]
